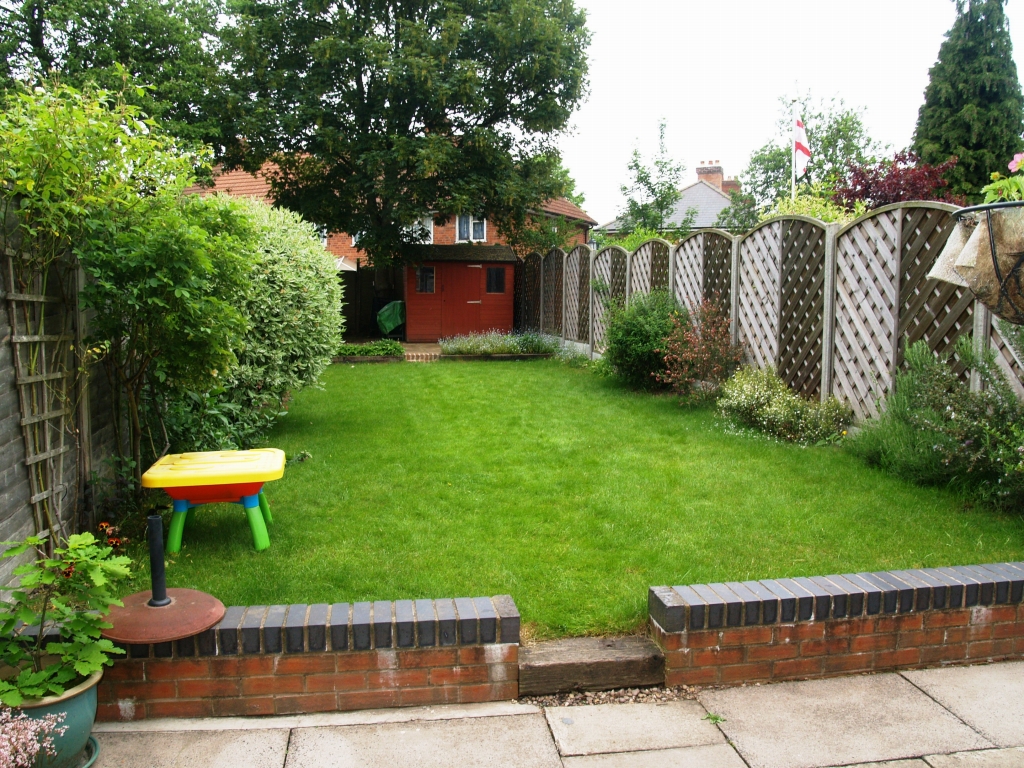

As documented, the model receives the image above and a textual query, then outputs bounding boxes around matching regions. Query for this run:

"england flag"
[794,118,812,178]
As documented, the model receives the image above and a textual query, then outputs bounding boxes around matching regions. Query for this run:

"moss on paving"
[140,361,1024,638]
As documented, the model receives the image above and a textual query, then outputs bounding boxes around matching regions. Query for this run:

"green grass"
[140,361,1024,638]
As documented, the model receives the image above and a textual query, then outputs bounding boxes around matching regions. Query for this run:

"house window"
[404,216,434,244]
[415,266,435,293]
[486,267,506,294]
[316,226,329,247]
[351,232,361,247]
[457,214,486,242]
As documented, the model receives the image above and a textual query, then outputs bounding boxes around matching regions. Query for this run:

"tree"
[0,0,227,149]
[913,0,1024,200]
[220,0,591,266]
[715,189,759,233]
[617,120,692,235]
[832,151,963,209]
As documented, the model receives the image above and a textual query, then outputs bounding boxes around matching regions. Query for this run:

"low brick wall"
[99,596,520,721]
[649,563,1024,687]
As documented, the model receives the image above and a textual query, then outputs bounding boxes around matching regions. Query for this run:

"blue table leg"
[242,493,270,551]
[167,499,190,553]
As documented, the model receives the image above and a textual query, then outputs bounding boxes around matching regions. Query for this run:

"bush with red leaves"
[832,151,963,211]
[656,297,743,403]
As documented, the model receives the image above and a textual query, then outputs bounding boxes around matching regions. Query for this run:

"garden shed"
[404,245,517,341]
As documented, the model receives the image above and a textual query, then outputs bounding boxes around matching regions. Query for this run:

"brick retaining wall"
[649,563,1024,687]
[98,595,520,721]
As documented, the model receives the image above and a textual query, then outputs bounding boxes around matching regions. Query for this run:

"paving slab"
[839,762,929,768]
[544,701,722,757]
[94,729,289,768]
[561,743,746,767]
[699,673,993,768]
[283,713,561,768]
[904,662,1024,748]
[925,748,1024,768]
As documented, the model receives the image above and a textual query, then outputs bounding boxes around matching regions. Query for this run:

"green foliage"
[336,340,406,357]
[657,298,742,403]
[760,184,867,224]
[998,318,1024,359]
[594,226,674,252]
[603,289,683,389]
[913,0,1024,200]
[221,0,591,266]
[0,0,227,149]
[981,171,1024,201]
[617,121,693,238]
[719,367,853,444]
[0,534,131,706]
[715,189,760,233]
[439,331,559,355]
[848,340,1024,508]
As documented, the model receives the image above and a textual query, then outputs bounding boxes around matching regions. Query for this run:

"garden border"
[438,354,553,362]
[331,355,405,363]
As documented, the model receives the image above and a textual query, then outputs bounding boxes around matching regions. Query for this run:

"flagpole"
[791,112,797,201]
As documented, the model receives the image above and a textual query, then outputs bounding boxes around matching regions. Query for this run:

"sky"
[561,0,1024,225]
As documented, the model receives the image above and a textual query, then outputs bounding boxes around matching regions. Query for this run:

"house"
[596,161,740,234]
[197,166,597,341]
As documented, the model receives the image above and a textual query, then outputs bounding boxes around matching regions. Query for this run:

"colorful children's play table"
[141,449,286,553]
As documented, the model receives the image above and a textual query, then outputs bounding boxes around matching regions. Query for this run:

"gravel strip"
[521,684,713,707]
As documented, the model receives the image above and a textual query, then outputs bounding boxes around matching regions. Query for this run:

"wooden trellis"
[521,252,542,331]
[737,221,782,369]
[703,231,733,311]
[778,218,827,398]
[542,250,564,336]
[564,249,580,343]
[567,245,592,345]
[673,234,704,313]
[591,246,627,353]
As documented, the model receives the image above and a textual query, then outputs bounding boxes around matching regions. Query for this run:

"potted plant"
[0,533,131,768]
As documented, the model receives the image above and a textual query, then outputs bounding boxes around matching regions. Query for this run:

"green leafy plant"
[980,154,1024,201]
[719,367,852,444]
[657,297,743,403]
[0,534,131,707]
[603,289,683,389]
[336,340,405,357]
[439,332,559,356]
[760,183,867,224]
[702,713,726,724]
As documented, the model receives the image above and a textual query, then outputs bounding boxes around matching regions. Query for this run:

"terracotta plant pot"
[19,669,102,768]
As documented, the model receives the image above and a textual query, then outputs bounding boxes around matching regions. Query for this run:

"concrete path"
[91,661,1024,768]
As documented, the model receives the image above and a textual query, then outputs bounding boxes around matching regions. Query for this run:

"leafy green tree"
[715,189,759,232]
[220,0,591,266]
[618,120,692,236]
[0,0,227,149]
[913,0,1024,199]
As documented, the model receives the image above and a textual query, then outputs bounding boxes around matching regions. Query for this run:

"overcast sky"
[561,0,1024,225]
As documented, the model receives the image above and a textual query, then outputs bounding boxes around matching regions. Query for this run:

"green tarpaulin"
[377,300,406,335]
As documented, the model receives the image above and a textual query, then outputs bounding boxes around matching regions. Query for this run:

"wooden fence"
[517,202,1024,420]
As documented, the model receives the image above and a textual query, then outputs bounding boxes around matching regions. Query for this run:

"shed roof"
[597,181,732,232]
[407,244,518,263]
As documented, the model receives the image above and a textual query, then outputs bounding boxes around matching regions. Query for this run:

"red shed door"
[441,263,482,336]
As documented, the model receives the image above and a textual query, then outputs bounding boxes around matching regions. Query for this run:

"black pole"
[147,515,171,607]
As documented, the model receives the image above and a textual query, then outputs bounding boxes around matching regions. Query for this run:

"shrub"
[336,340,405,357]
[719,367,852,444]
[603,289,683,389]
[848,340,1024,508]
[439,331,559,355]
[657,297,742,402]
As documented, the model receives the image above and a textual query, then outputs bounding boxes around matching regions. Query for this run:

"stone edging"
[438,354,553,361]
[331,355,404,363]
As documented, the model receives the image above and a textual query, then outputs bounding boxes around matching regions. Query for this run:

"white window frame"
[456,214,487,243]
[404,216,434,245]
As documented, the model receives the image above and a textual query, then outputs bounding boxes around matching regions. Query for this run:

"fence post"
[729,235,741,345]
[668,242,676,307]
[588,250,595,359]
[624,249,632,305]
[562,250,568,343]
[538,253,545,332]
[820,223,840,402]
[971,301,992,392]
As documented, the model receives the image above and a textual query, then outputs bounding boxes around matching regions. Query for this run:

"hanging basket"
[929,200,1024,325]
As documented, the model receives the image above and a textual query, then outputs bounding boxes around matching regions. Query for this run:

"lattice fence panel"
[833,211,900,420]
[630,242,653,296]
[650,241,670,291]
[568,245,592,344]
[991,318,1024,398]
[898,207,971,376]
[521,252,542,331]
[778,220,827,398]
[737,222,782,369]
[564,250,580,342]
[703,232,732,311]
[543,250,564,335]
[513,257,526,331]
[593,247,627,353]
[673,235,703,314]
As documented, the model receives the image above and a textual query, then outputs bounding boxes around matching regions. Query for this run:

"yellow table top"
[141,449,286,488]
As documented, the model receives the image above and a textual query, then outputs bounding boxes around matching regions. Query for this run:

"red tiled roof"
[541,197,597,225]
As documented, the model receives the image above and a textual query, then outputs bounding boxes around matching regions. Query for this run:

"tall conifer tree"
[913,0,1024,199]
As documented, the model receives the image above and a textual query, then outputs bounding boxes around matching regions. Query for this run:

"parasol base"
[102,588,225,645]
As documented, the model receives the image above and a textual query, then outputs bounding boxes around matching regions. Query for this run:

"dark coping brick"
[909,570,947,609]
[330,603,350,651]
[241,606,267,654]
[794,577,832,620]
[129,644,150,659]
[175,636,196,657]
[435,599,457,646]
[153,642,172,658]
[414,599,437,646]
[968,565,1011,604]
[942,567,982,606]
[708,583,744,627]
[759,581,798,623]
[672,586,708,630]
[982,564,1024,603]
[264,605,287,654]
[218,606,245,656]
[474,597,498,643]
[372,601,393,649]
[890,571,932,611]
[923,569,965,609]
[809,577,847,618]
[454,597,478,644]
[395,600,415,648]
[842,574,883,615]
[691,584,726,628]
[285,604,307,653]
[649,587,686,633]
[777,579,815,621]
[725,581,762,625]
[492,595,520,644]
[826,576,864,616]
[352,602,372,651]
[196,628,217,657]
[742,580,780,624]
[858,573,900,614]
[308,604,329,652]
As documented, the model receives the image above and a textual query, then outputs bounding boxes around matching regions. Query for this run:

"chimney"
[696,160,724,190]
[721,176,741,196]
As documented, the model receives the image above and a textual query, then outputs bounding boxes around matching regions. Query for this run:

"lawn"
[143,360,1024,638]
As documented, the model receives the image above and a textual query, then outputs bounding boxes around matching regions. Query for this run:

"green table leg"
[185,507,196,529]
[167,499,190,554]
[242,493,270,551]
[258,490,273,525]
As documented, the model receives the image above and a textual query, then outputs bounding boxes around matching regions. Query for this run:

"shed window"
[415,266,435,293]
[457,214,487,242]
[486,267,506,294]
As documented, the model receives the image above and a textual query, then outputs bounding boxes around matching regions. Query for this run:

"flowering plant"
[656,297,743,403]
[0,708,65,768]
[980,153,1024,201]
[0,533,131,706]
